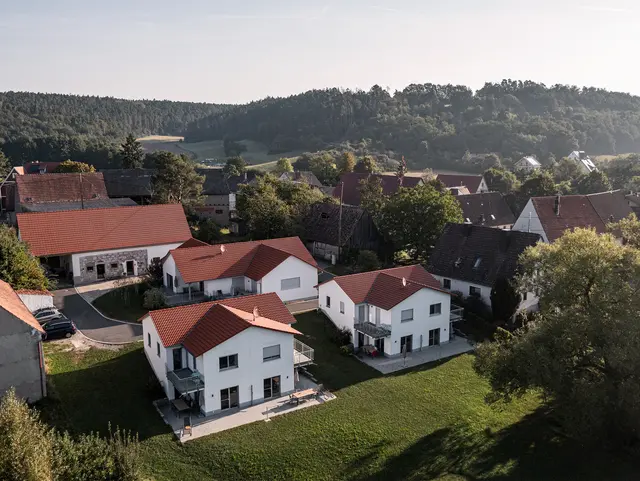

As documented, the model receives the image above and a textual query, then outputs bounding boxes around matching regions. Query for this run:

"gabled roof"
[23,162,61,174]
[302,203,367,246]
[427,224,541,287]
[177,238,210,249]
[457,192,515,227]
[169,236,317,284]
[321,265,446,310]
[147,293,298,355]
[435,174,484,193]
[21,198,137,213]
[0,281,44,333]
[530,191,632,242]
[518,156,541,167]
[17,204,192,257]
[279,171,323,188]
[197,169,257,195]
[101,168,155,197]
[17,173,109,204]
[333,173,422,206]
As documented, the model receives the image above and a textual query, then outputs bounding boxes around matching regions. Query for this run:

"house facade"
[435,174,489,194]
[0,281,46,402]
[568,151,597,174]
[514,156,541,173]
[142,293,313,416]
[319,265,459,356]
[163,236,319,303]
[17,204,192,285]
[196,170,257,226]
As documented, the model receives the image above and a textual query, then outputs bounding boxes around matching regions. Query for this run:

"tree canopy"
[52,160,95,173]
[120,134,144,169]
[151,152,204,207]
[223,156,247,177]
[0,225,50,291]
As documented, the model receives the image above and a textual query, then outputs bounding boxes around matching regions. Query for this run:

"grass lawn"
[92,283,150,322]
[41,313,640,481]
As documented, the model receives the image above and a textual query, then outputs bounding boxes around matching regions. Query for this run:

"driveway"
[54,288,142,344]
[287,299,319,315]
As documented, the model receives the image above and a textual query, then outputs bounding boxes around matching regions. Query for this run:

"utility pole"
[79,172,84,210]
[337,182,344,263]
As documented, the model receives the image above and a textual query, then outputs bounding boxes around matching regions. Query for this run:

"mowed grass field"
[40,312,640,481]
[138,135,301,167]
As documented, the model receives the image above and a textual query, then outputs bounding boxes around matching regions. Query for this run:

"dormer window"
[473,257,482,269]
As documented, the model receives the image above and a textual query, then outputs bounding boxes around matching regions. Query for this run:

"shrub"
[355,250,381,272]
[339,344,354,356]
[330,326,352,346]
[143,288,167,309]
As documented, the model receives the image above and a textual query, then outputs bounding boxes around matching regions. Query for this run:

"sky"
[1,0,639,104]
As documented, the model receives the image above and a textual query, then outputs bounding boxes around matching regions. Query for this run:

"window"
[400,335,413,353]
[401,309,414,322]
[429,303,441,316]
[469,286,481,297]
[264,376,281,399]
[326,296,331,308]
[86,265,94,272]
[215,209,223,214]
[523,292,528,301]
[220,386,239,410]
[281,277,301,290]
[110,263,118,269]
[156,342,160,357]
[219,354,238,370]
[340,301,345,314]
[429,328,441,346]
[147,333,151,347]
[263,345,281,362]
[443,279,451,289]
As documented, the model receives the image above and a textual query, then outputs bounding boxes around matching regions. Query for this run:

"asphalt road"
[54,288,142,343]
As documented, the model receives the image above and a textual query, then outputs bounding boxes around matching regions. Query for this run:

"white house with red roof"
[162,237,319,303]
[141,293,314,416]
[17,204,192,285]
[318,265,461,357]
[0,280,47,402]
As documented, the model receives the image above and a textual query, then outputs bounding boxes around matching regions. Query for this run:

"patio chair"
[182,415,192,437]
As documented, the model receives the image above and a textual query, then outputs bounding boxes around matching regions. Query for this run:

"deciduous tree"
[274,158,294,175]
[0,225,50,291]
[53,160,95,173]
[0,148,10,180]
[483,167,520,194]
[151,152,204,207]
[337,151,356,175]
[120,134,144,169]
[354,155,379,174]
[575,170,612,194]
[358,176,386,220]
[223,156,247,177]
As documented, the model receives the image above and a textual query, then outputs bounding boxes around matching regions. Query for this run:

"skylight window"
[473,257,482,269]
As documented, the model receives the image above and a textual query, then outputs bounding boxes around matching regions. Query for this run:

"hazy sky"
[1,0,638,104]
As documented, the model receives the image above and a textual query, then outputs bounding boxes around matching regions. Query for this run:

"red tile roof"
[0,281,44,333]
[333,173,423,206]
[17,173,108,204]
[17,204,192,257]
[436,174,484,193]
[177,238,210,249]
[170,237,317,284]
[147,293,298,355]
[322,265,447,310]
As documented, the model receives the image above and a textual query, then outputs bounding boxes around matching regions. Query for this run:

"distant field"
[138,135,301,166]
[595,153,636,163]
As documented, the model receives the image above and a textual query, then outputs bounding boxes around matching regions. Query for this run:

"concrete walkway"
[359,337,475,374]
[54,288,142,344]
[287,298,319,315]
[75,276,145,303]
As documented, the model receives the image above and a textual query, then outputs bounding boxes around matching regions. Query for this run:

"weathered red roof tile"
[0,281,44,333]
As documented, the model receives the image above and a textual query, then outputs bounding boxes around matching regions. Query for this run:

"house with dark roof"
[435,174,489,194]
[278,171,323,188]
[427,223,541,312]
[163,236,319,303]
[17,204,192,285]
[332,173,423,206]
[301,203,390,261]
[512,191,633,243]
[142,292,315,416]
[196,169,257,226]
[457,192,515,229]
[0,280,46,402]
[102,168,156,204]
[318,265,462,358]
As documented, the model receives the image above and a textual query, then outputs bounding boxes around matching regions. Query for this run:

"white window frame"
[219,354,238,371]
[429,303,442,316]
[339,301,345,314]
[326,296,331,308]
[401,309,414,322]
[280,277,301,291]
[263,344,281,362]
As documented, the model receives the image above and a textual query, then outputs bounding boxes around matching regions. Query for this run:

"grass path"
[41,313,640,481]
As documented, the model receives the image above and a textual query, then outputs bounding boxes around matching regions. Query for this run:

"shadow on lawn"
[42,348,170,441]
[351,407,640,481]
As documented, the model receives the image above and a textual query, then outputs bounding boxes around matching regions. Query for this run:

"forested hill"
[184,80,640,169]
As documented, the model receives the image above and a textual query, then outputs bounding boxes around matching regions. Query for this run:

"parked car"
[42,319,77,340]
[33,307,65,324]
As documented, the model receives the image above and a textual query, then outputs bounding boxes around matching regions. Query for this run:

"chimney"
[401,277,407,287]
[220,244,226,254]
[252,306,259,322]
[554,195,561,216]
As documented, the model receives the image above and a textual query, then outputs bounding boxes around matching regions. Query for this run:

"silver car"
[33,307,65,325]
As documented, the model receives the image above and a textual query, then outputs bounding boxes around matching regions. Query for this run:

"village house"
[196,169,257,226]
[142,293,314,416]
[17,204,192,285]
[512,191,633,243]
[301,202,389,262]
[456,192,515,229]
[0,280,46,402]
[514,156,542,173]
[318,265,460,356]
[568,150,597,174]
[333,173,423,206]
[102,168,156,204]
[427,224,541,314]
[163,236,319,303]
[435,174,489,194]
[278,171,323,188]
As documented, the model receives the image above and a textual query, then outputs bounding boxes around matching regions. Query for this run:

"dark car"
[42,319,77,340]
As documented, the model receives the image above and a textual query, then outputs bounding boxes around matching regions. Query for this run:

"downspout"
[38,337,47,398]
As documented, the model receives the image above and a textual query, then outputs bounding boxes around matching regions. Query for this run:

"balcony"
[294,339,314,367]
[166,365,205,394]
[450,303,464,323]
[354,319,392,339]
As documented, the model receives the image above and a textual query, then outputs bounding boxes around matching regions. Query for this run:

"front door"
[429,328,441,346]
[166,273,174,290]
[357,332,365,348]
[401,335,413,354]
[126,260,134,275]
[96,263,105,280]
[221,386,239,410]
[374,338,385,355]
[173,348,183,370]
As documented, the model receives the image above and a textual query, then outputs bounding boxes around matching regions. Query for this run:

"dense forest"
[185,80,640,170]
[0,92,225,167]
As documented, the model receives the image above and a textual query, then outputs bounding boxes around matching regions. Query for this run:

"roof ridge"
[178,303,231,345]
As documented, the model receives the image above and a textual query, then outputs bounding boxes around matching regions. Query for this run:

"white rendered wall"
[319,281,356,338]
[142,315,170,398]
[17,294,54,312]
[203,278,234,297]
[512,199,548,242]
[260,256,318,302]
